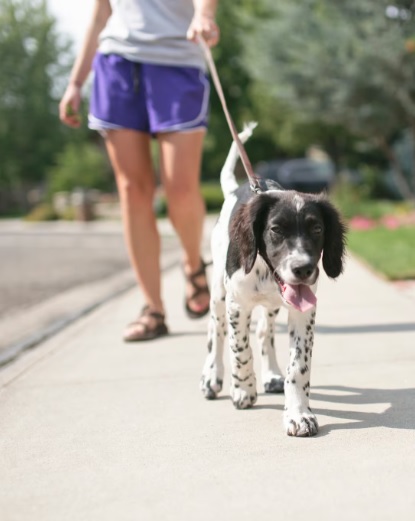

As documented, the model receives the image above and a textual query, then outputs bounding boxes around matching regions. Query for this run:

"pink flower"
[349,216,376,230]
[381,215,400,229]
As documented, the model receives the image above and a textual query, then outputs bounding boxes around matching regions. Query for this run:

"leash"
[199,37,262,194]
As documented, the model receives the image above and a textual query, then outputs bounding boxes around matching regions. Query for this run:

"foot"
[184,259,210,319]
[123,306,169,342]
[231,386,258,409]
[200,374,223,400]
[284,409,319,437]
[264,376,285,393]
[230,376,258,409]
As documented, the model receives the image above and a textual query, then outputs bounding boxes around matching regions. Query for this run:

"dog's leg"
[200,277,226,400]
[257,306,285,393]
[227,296,257,409]
[200,222,228,400]
[283,309,319,437]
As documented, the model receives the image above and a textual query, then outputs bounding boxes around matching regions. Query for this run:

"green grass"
[347,226,415,280]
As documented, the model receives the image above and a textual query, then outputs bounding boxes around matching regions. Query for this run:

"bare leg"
[158,129,209,314]
[105,130,165,334]
[200,262,226,399]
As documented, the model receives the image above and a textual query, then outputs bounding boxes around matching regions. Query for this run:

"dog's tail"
[220,122,258,197]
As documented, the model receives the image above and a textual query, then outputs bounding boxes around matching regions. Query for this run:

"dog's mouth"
[273,271,317,313]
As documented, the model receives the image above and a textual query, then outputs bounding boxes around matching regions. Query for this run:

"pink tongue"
[282,284,317,312]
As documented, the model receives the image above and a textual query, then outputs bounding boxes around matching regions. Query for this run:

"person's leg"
[105,129,166,336]
[157,129,209,315]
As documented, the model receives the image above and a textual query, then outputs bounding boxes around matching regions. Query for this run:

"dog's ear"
[231,194,274,274]
[317,197,347,278]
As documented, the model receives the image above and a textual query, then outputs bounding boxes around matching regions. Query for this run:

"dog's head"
[230,190,347,287]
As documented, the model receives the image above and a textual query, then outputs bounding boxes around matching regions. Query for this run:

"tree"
[243,0,415,200]
[48,142,112,194]
[0,0,73,211]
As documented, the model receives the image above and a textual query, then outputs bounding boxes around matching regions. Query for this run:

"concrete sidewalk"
[1,239,415,519]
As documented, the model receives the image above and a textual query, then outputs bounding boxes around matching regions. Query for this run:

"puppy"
[200,124,346,437]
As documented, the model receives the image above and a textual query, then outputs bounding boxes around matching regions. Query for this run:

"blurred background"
[0,0,415,350]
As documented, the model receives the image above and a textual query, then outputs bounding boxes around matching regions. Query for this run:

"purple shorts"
[89,53,210,134]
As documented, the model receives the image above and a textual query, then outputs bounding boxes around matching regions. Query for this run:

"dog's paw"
[264,376,285,394]
[231,385,257,409]
[284,410,319,437]
[200,375,223,400]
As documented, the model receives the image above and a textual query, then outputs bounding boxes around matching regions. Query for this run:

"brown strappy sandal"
[123,305,169,342]
[184,259,211,319]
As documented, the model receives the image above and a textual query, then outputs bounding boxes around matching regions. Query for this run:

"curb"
[0,258,179,369]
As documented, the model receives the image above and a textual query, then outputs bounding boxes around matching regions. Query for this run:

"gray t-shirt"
[99,0,206,70]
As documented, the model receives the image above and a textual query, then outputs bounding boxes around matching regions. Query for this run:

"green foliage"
[155,183,224,217]
[0,0,73,202]
[201,183,224,211]
[24,202,58,221]
[245,1,414,134]
[47,143,112,194]
[332,175,412,219]
[242,0,415,198]
[348,226,415,280]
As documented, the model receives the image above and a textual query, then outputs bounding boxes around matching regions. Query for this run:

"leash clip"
[250,183,262,195]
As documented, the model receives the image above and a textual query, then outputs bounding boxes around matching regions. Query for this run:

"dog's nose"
[292,262,314,281]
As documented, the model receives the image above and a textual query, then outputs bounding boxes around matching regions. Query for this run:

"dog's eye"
[270,225,282,235]
[312,224,323,235]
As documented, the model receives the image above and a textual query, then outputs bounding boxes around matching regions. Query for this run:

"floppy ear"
[230,194,274,274]
[317,197,347,278]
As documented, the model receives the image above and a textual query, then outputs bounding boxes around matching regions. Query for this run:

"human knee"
[166,181,202,209]
[167,190,205,224]
[116,172,155,205]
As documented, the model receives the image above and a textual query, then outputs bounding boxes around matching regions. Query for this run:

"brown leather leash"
[199,37,262,194]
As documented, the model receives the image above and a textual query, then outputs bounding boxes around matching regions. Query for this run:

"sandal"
[184,259,211,319]
[123,305,169,342]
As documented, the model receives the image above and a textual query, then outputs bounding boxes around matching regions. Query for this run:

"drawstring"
[132,63,140,93]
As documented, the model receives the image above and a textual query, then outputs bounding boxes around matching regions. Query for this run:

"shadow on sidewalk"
[263,322,415,336]
[311,385,415,434]
[257,385,415,436]
[315,322,415,334]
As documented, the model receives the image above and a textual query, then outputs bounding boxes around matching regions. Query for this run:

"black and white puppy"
[201,124,346,437]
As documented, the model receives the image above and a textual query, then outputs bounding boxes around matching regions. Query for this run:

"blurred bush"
[156,183,224,217]
[201,183,224,212]
[47,143,113,195]
[332,170,413,220]
[24,203,58,222]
